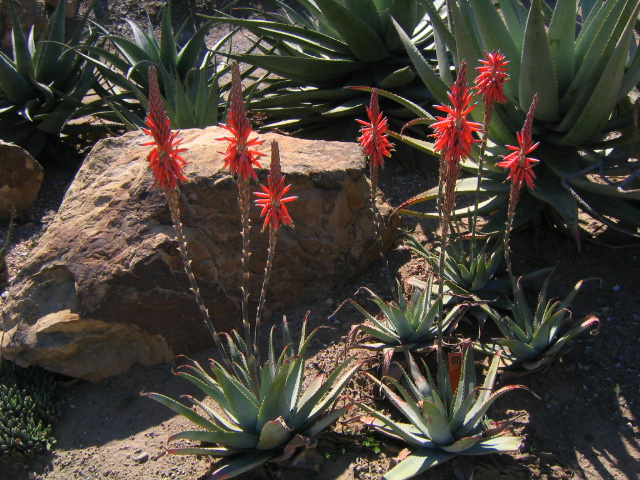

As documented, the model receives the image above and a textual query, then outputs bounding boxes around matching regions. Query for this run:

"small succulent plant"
[347,280,466,359]
[0,361,61,455]
[476,277,599,371]
[360,349,523,479]
[145,318,360,479]
[406,233,504,299]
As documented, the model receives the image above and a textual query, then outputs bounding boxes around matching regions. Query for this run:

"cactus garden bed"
[0,1,639,479]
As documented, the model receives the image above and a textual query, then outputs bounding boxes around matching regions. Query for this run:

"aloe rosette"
[347,280,466,358]
[406,234,504,298]
[476,277,599,371]
[145,318,360,479]
[84,4,259,130]
[361,350,523,479]
[0,0,101,160]
[391,0,640,237]
[204,0,447,140]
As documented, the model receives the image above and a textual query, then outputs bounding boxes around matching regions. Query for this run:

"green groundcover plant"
[0,361,61,455]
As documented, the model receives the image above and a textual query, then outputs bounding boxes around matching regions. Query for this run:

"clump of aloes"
[475,94,599,371]
[356,62,523,480]
[403,53,516,312]
[140,64,361,479]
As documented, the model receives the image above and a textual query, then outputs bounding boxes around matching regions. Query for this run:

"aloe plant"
[405,232,553,312]
[145,318,360,479]
[0,0,102,160]
[361,350,523,479]
[391,0,640,238]
[204,0,447,139]
[84,4,256,130]
[347,280,466,361]
[476,277,599,371]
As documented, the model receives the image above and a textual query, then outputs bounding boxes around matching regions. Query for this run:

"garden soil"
[0,1,639,479]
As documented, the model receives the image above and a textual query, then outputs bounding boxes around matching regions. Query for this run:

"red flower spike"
[356,89,393,168]
[431,62,483,164]
[254,141,297,232]
[218,62,265,181]
[474,51,509,107]
[142,66,188,190]
[497,94,540,189]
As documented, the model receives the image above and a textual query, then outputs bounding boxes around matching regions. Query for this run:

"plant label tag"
[448,351,463,395]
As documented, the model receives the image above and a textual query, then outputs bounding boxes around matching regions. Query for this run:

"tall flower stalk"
[430,62,482,374]
[253,141,297,351]
[218,62,265,351]
[142,66,230,366]
[471,51,509,242]
[497,94,540,295]
[357,89,395,297]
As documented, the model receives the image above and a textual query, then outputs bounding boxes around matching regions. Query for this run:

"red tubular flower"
[356,89,393,168]
[475,51,509,107]
[218,63,265,181]
[497,95,540,189]
[431,62,483,164]
[142,66,188,190]
[254,141,297,232]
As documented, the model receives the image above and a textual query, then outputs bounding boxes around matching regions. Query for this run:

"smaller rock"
[612,285,621,292]
[134,452,149,463]
[0,141,44,218]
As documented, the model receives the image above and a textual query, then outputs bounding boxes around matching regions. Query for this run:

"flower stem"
[238,178,252,352]
[504,182,521,297]
[435,154,447,380]
[255,227,277,355]
[470,105,493,249]
[370,163,395,299]
[165,188,231,367]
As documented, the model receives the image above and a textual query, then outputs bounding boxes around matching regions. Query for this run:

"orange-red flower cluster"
[218,63,265,181]
[475,51,509,107]
[254,142,297,232]
[357,89,393,168]
[497,95,540,189]
[142,66,188,190]
[431,62,482,164]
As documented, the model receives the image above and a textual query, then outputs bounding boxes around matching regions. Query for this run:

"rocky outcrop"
[0,141,44,218]
[0,127,398,381]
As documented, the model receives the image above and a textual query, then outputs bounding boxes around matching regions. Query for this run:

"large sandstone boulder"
[0,141,44,218]
[1,127,398,381]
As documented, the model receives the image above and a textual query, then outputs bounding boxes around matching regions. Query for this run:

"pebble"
[325,298,334,307]
[613,285,621,291]
[134,452,149,463]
